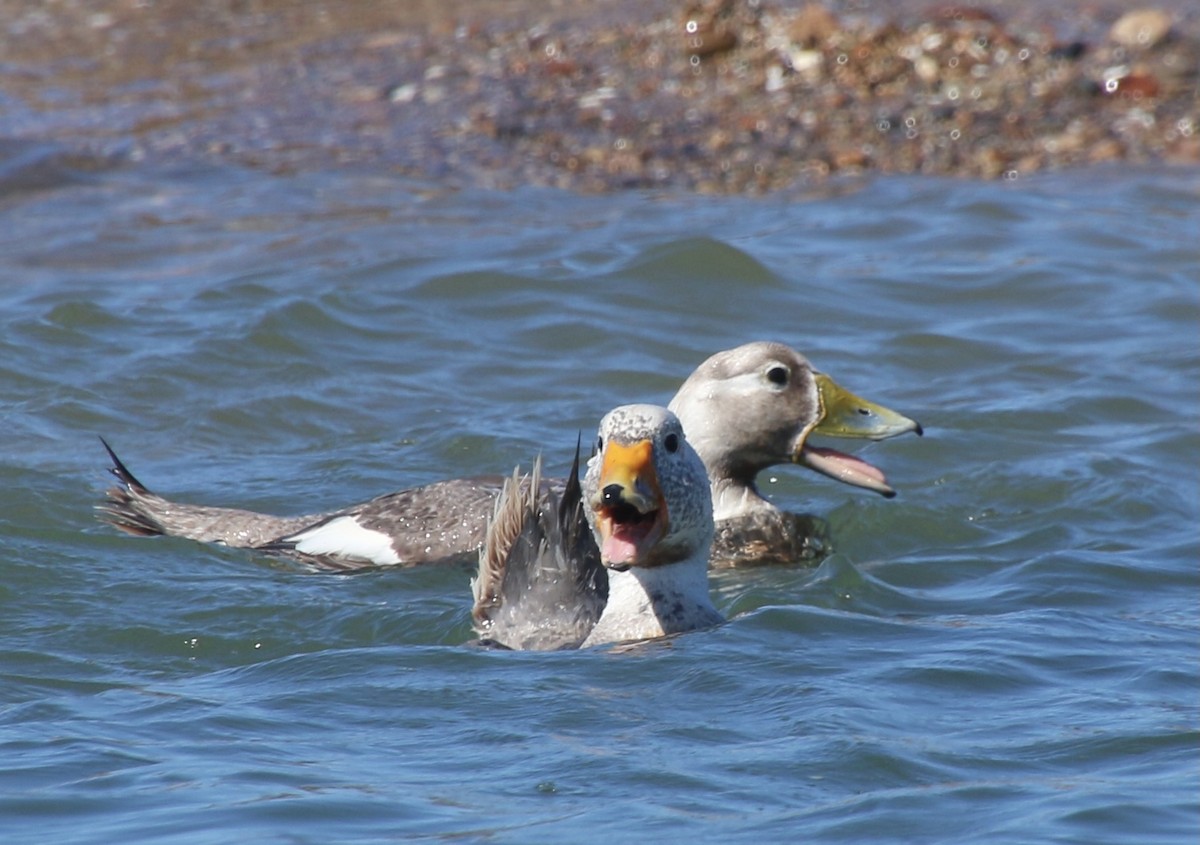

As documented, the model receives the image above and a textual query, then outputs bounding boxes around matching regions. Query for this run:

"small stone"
[975,147,1007,178]
[1041,130,1085,155]
[1049,41,1088,61]
[1110,9,1172,49]
[363,32,408,50]
[788,48,823,76]
[691,26,734,57]
[684,23,737,58]
[1088,138,1125,162]
[765,64,786,92]
[1015,153,1043,174]
[1113,71,1161,99]
[914,54,939,83]
[543,59,579,76]
[790,4,839,48]
[387,83,419,104]
[831,146,869,170]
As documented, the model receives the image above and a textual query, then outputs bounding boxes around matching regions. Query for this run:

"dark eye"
[596,436,604,453]
[767,365,789,386]
[664,432,679,453]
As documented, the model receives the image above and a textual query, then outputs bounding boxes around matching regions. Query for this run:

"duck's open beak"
[795,373,923,498]
[590,439,668,570]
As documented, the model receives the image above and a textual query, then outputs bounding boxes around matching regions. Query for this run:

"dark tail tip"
[558,432,584,528]
[98,436,149,493]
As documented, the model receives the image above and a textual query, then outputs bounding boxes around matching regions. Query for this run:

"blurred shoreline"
[1,0,1197,192]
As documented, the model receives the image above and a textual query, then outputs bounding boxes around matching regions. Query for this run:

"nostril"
[602,483,624,505]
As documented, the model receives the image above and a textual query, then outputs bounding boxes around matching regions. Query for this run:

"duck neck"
[709,474,773,522]
[583,557,721,648]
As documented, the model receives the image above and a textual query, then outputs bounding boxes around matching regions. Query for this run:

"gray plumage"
[99,437,319,546]
[99,437,501,571]
[470,442,606,650]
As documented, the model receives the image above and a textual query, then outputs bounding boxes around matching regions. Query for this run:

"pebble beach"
[2,0,1197,192]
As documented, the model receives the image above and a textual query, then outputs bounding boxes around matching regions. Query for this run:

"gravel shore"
[2,0,1197,191]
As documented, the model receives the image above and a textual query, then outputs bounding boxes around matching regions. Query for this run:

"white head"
[583,404,713,571]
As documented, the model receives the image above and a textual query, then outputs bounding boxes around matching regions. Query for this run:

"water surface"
[1,156,1197,843]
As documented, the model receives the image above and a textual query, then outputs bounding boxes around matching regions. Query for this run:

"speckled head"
[583,404,713,571]
[668,341,922,496]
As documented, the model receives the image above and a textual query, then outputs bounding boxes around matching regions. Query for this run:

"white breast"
[582,558,722,647]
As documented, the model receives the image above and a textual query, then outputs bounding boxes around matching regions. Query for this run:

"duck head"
[583,404,713,571]
[668,341,922,497]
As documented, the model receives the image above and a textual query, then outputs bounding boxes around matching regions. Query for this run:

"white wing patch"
[286,516,403,566]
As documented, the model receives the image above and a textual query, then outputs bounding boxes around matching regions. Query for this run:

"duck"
[670,341,922,565]
[98,341,921,570]
[472,405,720,650]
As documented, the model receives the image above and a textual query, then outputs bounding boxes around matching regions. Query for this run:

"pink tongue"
[801,445,893,494]
[602,533,640,565]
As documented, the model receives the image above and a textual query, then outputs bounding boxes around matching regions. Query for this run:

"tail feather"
[97,436,168,537]
[472,457,541,625]
[99,436,150,494]
[557,435,601,588]
[470,437,606,650]
[95,438,307,546]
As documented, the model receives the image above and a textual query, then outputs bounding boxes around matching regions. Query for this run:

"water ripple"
[1,164,1197,843]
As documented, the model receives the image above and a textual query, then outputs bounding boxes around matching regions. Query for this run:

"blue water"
[1,157,1198,843]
